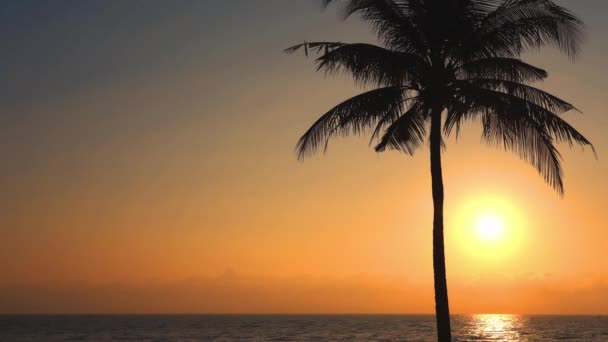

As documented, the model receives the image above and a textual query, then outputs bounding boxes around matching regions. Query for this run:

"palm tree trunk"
[430,105,452,341]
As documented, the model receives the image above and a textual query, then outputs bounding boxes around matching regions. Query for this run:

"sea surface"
[0,314,607,341]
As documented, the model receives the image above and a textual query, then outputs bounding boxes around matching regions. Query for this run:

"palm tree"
[287,0,593,341]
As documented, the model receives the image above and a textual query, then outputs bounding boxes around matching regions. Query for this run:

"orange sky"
[0,1,607,314]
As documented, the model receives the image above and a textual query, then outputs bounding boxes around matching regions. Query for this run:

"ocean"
[0,314,606,341]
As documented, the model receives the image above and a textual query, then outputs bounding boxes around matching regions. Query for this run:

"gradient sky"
[1,1,607,314]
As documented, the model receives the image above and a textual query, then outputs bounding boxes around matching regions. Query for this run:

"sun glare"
[450,194,525,262]
[476,214,505,241]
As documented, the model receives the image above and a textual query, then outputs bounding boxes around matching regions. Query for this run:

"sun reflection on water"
[469,314,525,341]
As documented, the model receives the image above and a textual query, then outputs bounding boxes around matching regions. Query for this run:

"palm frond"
[476,0,585,59]
[369,95,418,144]
[316,43,424,86]
[321,0,406,17]
[444,83,568,193]
[284,41,346,56]
[480,107,565,193]
[458,78,576,114]
[374,103,428,155]
[458,57,548,83]
[459,0,501,16]
[319,0,427,53]
[446,83,594,182]
[454,84,592,148]
[296,86,408,160]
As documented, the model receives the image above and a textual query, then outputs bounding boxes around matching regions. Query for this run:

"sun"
[449,194,526,262]
[475,214,505,241]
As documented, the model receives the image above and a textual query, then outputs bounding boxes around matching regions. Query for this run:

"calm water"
[0,314,607,341]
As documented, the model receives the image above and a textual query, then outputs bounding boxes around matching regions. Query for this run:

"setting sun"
[476,214,505,241]
[450,194,526,262]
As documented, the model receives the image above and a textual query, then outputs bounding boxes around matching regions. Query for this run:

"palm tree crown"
[287,0,594,194]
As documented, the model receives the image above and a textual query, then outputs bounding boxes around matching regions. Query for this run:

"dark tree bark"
[430,105,452,342]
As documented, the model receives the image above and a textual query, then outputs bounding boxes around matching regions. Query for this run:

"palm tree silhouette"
[287,1,594,340]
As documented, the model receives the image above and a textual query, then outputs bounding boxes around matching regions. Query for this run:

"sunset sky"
[1,1,607,314]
